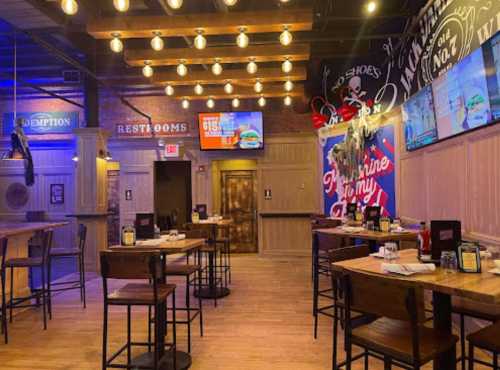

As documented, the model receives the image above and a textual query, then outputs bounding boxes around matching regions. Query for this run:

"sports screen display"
[198,112,264,150]
[482,31,500,120]
[402,85,439,151]
[432,47,493,140]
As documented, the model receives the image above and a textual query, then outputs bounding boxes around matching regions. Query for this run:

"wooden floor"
[0,254,493,369]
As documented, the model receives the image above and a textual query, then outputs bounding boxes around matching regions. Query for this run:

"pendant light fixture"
[247,59,258,74]
[113,0,129,12]
[282,58,293,73]
[279,27,293,46]
[207,98,215,109]
[177,61,188,77]
[236,28,249,48]
[194,84,204,95]
[232,98,240,108]
[258,96,266,107]
[165,85,174,96]
[254,80,263,93]
[366,1,377,13]
[284,80,294,92]
[224,82,234,94]
[142,62,153,78]
[181,98,190,109]
[194,30,207,50]
[110,33,123,53]
[167,0,183,9]
[61,0,78,15]
[151,32,164,51]
[284,95,292,106]
[212,60,223,75]
[223,0,238,5]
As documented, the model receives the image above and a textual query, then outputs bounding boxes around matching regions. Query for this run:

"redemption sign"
[2,112,79,135]
[322,125,396,218]
[116,122,189,138]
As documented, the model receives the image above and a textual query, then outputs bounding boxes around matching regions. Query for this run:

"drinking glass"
[384,242,399,261]
[366,220,375,231]
[440,251,458,273]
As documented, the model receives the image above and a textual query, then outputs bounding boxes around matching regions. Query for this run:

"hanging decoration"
[6,118,35,186]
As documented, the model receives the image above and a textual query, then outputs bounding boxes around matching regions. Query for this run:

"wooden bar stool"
[0,238,8,344]
[6,230,53,330]
[467,321,500,370]
[100,250,177,370]
[342,270,459,370]
[48,224,88,313]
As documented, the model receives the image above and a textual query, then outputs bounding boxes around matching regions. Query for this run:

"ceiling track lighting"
[109,33,123,53]
[151,32,164,51]
[177,61,188,77]
[142,61,153,78]
[61,0,78,15]
[247,59,258,74]
[279,26,293,46]
[236,28,249,48]
[165,85,174,96]
[194,29,207,50]
[167,0,183,9]
[113,0,129,12]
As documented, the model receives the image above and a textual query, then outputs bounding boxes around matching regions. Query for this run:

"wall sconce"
[72,153,79,162]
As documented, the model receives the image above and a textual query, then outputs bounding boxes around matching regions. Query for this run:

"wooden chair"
[48,224,88,314]
[467,320,500,370]
[328,244,372,370]
[0,238,7,344]
[100,250,177,370]
[342,270,458,370]
[6,230,53,330]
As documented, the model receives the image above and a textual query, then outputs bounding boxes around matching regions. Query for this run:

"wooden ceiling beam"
[87,9,313,39]
[152,66,307,86]
[172,83,304,100]
[125,43,310,66]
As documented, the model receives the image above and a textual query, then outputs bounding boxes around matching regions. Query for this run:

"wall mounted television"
[402,84,439,151]
[198,111,264,151]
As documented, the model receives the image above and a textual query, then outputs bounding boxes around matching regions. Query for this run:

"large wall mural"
[315,0,500,127]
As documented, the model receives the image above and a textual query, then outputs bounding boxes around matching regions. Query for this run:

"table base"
[131,350,191,370]
[194,287,230,299]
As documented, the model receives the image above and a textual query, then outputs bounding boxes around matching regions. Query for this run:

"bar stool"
[100,250,177,370]
[215,222,231,286]
[467,320,500,370]
[452,298,500,369]
[0,238,8,344]
[48,224,88,313]
[342,270,459,370]
[6,230,53,330]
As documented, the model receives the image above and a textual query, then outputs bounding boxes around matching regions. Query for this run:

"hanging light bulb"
[284,80,294,92]
[236,28,249,48]
[279,27,293,46]
[212,60,223,75]
[207,98,215,109]
[165,85,174,96]
[177,61,188,77]
[280,0,291,2]
[167,0,183,9]
[284,95,292,106]
[223,0,238,5]
[232,98,240,108]
[151,33,164,51]
[113,0,129,12]
[61,0,78,15]
[254,80,263,93]
[366,1,377,13]
[282,58,293,73]
[194,30,207,50]
[109,33,123,53]
[181,99,190,109]
[194,84,204,95]
[224,82,234,94]
[247,59,258,74]
[258,96,266,107]
[142,62,153,78]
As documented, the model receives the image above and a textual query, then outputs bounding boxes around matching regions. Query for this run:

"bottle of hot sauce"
[418,221,431,260]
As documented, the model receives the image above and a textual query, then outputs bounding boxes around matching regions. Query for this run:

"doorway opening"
[212,160,258,253]
[154,161,192,230]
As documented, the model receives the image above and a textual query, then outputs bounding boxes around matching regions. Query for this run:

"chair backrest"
[100,250,163,280]
[329,244,370,263]
[26,211,46,222]
[184,228,210,240]
[0,238,7,272]
[311,218,341,230]
[77,224,87,252]
[343,270,425,323]
[316,231,348,252]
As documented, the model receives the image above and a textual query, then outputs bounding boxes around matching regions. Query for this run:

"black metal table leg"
[433,291,456,370]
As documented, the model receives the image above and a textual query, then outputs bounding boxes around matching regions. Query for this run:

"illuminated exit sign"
[164,144,180,158]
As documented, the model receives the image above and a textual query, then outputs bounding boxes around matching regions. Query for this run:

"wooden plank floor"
[0,255,492,369]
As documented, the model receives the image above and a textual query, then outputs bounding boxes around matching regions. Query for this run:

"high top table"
[331,249,500,370]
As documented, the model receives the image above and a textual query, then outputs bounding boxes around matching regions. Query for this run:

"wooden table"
[315,226,418,243]
[331,249,500,370]
[0,221,69,304]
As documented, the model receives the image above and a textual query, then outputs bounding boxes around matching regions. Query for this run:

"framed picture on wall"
[50,184,65,205]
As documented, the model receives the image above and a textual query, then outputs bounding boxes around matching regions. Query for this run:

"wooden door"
[221,170,257,253]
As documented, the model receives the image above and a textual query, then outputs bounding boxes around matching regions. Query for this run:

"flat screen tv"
[402,84,439,151]
[198,111,264,150]
[481,31,500,120]
[432,47,493,140]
